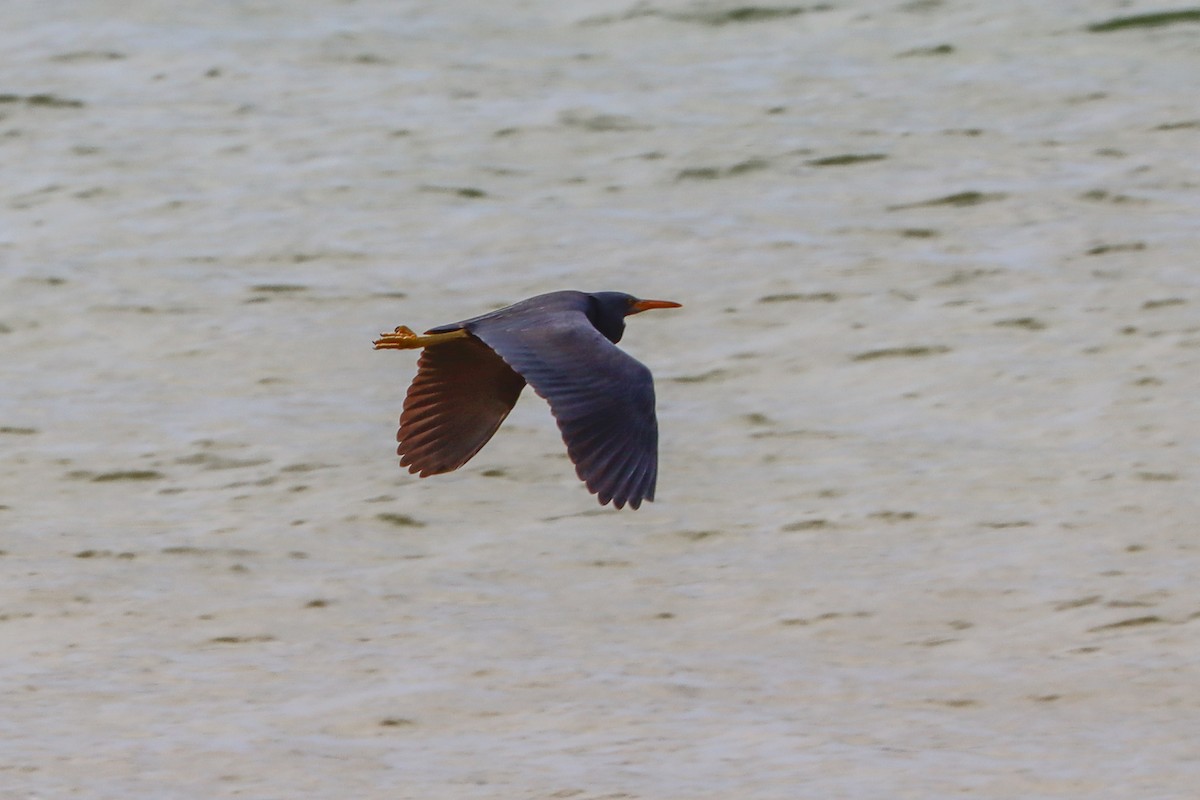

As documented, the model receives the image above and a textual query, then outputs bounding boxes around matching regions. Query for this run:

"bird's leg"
[373,325,469,350]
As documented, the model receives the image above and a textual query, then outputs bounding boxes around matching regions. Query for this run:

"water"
[3,1,1199,797]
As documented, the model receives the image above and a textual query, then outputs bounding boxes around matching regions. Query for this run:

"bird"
[373,290,681,509]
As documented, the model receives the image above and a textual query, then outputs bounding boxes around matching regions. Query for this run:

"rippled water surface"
[3,1,1199,797]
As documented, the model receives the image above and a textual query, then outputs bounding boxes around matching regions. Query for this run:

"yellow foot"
[373,325,469,350]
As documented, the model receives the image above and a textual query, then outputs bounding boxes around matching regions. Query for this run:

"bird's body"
[374,291,680,509]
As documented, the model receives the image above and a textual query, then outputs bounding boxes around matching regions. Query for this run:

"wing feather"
[396,335,526,476]
[468,311,660,509]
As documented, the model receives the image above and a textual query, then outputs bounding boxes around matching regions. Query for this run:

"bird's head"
[586,292,682,343]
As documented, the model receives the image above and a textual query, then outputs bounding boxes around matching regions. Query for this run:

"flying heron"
[374,290,681,509]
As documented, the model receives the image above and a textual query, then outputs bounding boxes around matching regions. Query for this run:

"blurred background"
[2,1,1198,797]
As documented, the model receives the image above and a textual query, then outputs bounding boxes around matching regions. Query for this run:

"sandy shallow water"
[3,1,1200,797]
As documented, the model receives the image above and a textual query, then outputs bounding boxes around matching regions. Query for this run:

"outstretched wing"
[397,335,526,476]
[469,312,659,509]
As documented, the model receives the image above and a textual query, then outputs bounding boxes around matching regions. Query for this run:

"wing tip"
[593,485,653,511]
[398,443,453,478]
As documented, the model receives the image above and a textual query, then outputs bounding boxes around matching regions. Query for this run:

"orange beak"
[629,298,682,314]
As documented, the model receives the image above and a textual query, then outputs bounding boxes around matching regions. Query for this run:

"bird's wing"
[397,336,526,476]
[469,312,659,509]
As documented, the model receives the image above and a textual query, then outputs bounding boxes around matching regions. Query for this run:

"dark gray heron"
[374,291,681,509]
